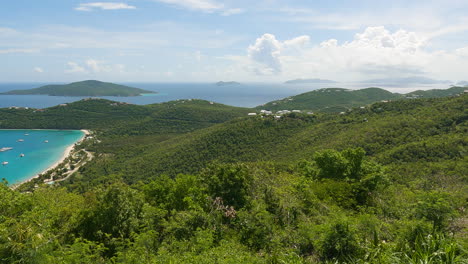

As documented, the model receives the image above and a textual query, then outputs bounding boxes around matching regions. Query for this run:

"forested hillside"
[0,94,467,263]
[257,86,466,112]
[1,80,154,97]
[0,98,252,135]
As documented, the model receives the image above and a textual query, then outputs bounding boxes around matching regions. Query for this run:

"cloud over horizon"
[75,2,136,11]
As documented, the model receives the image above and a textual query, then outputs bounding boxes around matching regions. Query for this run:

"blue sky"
[1,0,468,82]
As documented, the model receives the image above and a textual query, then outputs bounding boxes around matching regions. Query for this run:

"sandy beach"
[11,129,90,189]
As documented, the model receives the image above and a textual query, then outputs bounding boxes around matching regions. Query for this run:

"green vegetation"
[258,86,466,112]
[1,80,154,97]
[0,98,252,135]
[406,86,467,98]
[0,92,467,263]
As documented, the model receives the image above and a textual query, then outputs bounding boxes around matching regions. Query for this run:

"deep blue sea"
[0,82,449,109]
[0,130,84,185]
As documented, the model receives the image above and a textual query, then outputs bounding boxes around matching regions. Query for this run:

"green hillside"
[0,98,252,135]
[1,94,467,263]
[406,86,466,98]
[1,80,154,96]
[72,94,467,185]
[258,87,400,112]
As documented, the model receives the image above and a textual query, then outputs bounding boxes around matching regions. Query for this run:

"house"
[247,113,257,116]
[292,110,301,113]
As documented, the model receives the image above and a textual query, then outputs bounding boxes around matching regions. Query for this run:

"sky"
[1,0,468,83]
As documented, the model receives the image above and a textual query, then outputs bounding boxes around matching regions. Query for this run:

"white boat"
[44,140,49,143]
[0,147,13,152]
[20,153,25,157]
[2,162,8,166]
[17,139,24,142]
[24,134,29,136]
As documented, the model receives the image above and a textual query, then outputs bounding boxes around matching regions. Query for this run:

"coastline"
[10,129,90,189]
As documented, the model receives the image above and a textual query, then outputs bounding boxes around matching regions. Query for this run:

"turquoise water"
[0,130,84,185]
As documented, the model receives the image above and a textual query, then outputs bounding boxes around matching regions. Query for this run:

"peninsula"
[1,80,155,97]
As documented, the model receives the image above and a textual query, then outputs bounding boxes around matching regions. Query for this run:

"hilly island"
[0,86,467,263]
[1,80,155,97]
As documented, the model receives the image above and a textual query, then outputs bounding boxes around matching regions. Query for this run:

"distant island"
[1,80,155,97]
[215,81,241,86]
[285,78,337,84]
[360,76,452,85]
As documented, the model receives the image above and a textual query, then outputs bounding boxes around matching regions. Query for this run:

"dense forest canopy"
[0,90,467,263]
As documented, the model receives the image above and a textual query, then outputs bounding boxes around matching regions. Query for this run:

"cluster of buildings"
[248,109,313,119]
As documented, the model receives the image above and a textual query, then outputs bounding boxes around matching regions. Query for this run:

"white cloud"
[65,62,86,73]
[247,34,282,75]
[222,8,244,16]
[152,0,242,15]
[75,2,136,11]
[240,26,468,81]
[0,48,38,54]
[86,59,103,73]
[247,34,310,75]
[283,35,310,49]
[153,0,223,12]
[65,60,126,74]
[34,67,44,73]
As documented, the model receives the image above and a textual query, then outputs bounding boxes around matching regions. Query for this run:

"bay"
[0,129,84,185]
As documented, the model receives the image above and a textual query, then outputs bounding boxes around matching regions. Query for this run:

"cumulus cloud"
[283,35,310,49]
[86,59,103,73]
[247,34,283,75]
[247,34,311,75]
[241,26,468,81]
[75,2,136,11]
[34,67,44,73]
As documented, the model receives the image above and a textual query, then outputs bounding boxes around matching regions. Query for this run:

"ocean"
[0,130,84,185]
[0,82,451,109]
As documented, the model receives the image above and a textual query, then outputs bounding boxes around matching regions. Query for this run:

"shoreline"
[10,129,90,189]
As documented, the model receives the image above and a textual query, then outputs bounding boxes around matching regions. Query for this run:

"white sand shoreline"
[10,129,90,189]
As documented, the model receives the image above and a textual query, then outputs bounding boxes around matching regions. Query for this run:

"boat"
[2,162,8,166]
[44,140,49,143]
[24,133,29,136]
[20,153,25,157]
[17,139,24,142]
[0,147,13,152]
